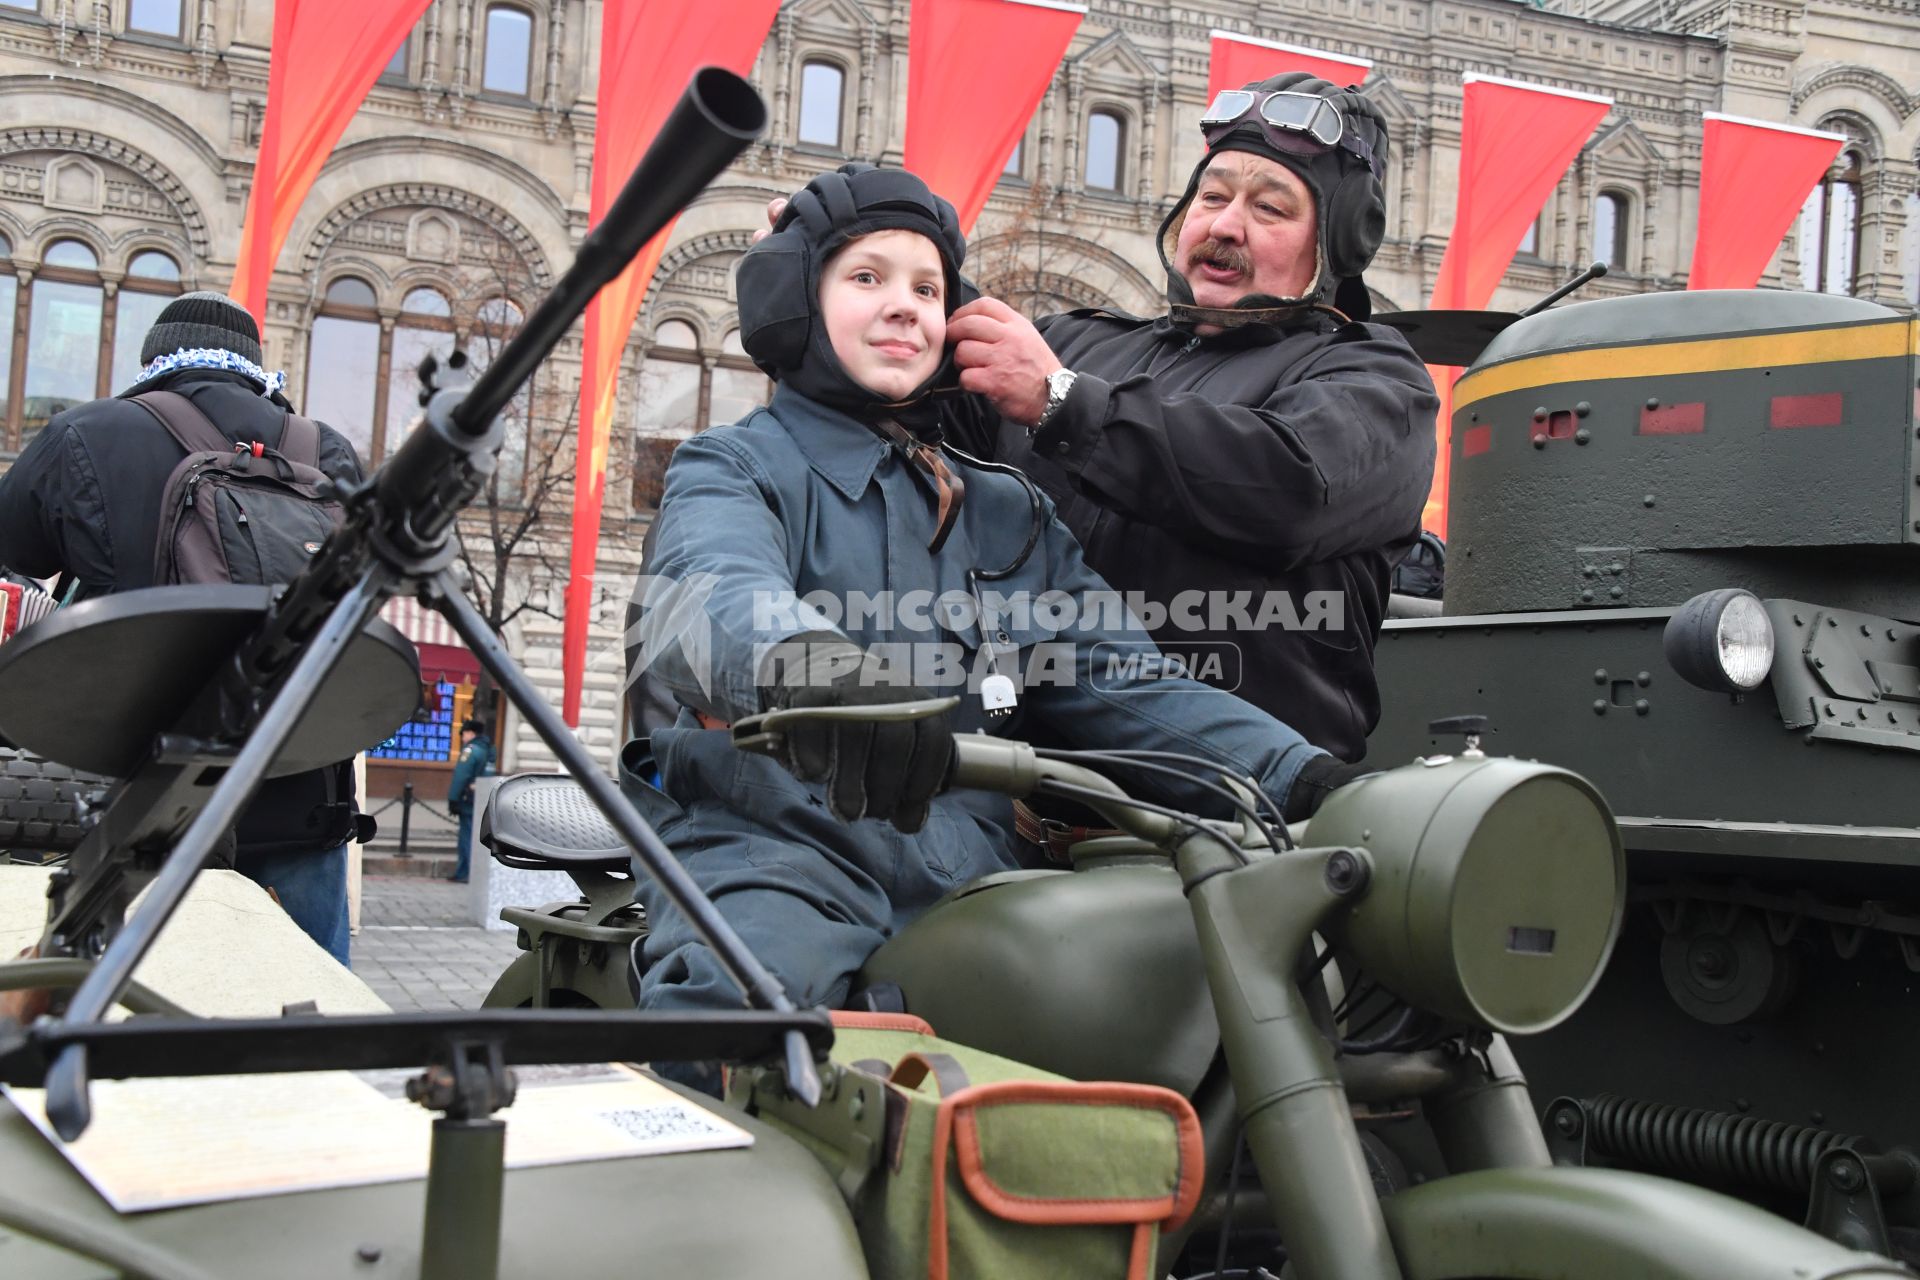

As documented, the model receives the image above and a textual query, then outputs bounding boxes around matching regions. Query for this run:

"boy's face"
[818,229,947,401]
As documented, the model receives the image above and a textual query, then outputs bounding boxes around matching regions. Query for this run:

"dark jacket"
[447,735,496,817]
[0,367,370,858]
[948,310,1437,762]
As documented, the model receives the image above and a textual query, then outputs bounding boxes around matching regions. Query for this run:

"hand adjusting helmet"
[1158,72,1390,327]
[736,163,974,427]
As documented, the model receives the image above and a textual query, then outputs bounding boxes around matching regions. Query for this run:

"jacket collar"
[770,382,893,502]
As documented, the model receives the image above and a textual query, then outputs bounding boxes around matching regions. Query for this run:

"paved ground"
[352,874,524,1011]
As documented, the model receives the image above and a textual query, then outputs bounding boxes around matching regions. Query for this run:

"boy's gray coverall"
[629,383,1323,1014]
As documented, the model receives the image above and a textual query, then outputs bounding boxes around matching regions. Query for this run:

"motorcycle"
[476,702,1913,1278]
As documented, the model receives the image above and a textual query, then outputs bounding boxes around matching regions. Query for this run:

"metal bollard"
[399,781,414,858]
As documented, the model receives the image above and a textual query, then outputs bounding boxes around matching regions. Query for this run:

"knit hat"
[140,291,263,366]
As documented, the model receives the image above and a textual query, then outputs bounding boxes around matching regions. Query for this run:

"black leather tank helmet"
[1157,72,1390,326]
[736,162,974,422]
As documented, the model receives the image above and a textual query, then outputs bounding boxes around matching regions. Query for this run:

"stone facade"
[0,0,1911,769]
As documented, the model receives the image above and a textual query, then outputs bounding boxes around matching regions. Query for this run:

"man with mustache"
[943,73,1436,776]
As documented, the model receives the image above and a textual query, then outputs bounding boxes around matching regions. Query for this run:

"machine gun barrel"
[1519,260,1608,318]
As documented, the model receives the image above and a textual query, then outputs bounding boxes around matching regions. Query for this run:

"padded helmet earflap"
[735,225,814,378]
[1316,89,1389,280]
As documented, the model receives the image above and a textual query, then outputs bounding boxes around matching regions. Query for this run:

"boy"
[630,164,1364,1039]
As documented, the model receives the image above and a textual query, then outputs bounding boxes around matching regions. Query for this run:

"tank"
[1366,288,1920,1253]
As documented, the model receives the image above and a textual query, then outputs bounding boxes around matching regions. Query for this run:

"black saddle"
[481,773,629,873]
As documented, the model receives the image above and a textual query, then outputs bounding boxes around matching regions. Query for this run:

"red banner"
[563,0,781,725]
[229,0,431,321]
[1689,113,1844,292]
[1205,30,1371,101]
[905,0,1085,233]
[1423,74,1610,536]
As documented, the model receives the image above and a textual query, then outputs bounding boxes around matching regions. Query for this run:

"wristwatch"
[1034,368,1078,432]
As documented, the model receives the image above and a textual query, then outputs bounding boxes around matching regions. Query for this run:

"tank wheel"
[1659,910,1800,1025]
[0,746,108,856]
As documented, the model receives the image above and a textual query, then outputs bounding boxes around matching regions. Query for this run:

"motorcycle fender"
[1382,1166,1905,1280]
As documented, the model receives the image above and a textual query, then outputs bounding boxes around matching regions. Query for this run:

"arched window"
[305,276,383,462]
[385,288,455,459]
[1799,150,1862,295]
[481,5,533,96]
[127,0,182,36]
[19,239,104,447]
[108,249,184,395]
[1593,192,1629,270]
[631,319,770,510]
[797,61,844,148]
[1084,111,1124,192]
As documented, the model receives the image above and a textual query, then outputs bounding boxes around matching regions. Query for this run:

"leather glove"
[758,631,954,832]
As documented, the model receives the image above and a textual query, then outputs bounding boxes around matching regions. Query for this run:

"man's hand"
[0,945,50,1026]
[947,298,1063,427]
[751,197,788,245]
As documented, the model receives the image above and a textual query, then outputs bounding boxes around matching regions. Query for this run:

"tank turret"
[1444,290,1917,619]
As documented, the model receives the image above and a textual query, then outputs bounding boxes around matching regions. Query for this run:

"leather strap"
[889,1051,971,1098]
[1012,799,1123,863]
[872,418,966,554]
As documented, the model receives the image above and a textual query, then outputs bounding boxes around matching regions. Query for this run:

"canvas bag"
[734,1012,1203,1280]
[136,390,343,587]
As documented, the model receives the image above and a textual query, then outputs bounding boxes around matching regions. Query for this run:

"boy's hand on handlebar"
[758,632,954,832]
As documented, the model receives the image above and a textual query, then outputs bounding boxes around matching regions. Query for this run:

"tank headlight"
[1664,588,1774,693]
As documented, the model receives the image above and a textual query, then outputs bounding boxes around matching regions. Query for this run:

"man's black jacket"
[0,368,370,857]
[949,310,1437,762]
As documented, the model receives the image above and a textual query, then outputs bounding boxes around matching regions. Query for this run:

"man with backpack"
[0,291,371,963]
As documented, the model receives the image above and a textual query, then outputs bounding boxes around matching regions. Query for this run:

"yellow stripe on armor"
[1455,317,1918,412]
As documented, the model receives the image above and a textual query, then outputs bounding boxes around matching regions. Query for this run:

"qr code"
[597,1104,731,1145]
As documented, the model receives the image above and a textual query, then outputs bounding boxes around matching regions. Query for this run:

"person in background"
[447,717,496,884]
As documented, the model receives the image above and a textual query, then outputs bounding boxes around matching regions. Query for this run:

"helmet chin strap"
[1165,249,1349,331]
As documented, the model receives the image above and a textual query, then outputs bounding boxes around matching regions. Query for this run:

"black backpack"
[136,390,343,587]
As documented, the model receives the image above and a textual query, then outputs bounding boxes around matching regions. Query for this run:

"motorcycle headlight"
[1306,757,1624,1036]
[1664,588,1774,693]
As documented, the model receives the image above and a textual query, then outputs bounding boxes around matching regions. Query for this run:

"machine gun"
[0,66,833,1280]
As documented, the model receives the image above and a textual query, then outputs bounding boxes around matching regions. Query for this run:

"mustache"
[1186,239,1252,276]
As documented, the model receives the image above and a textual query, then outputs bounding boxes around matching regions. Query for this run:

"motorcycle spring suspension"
[1572,1093,1866,1195]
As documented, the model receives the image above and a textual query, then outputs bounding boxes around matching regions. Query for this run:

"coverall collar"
[770,382,894,503]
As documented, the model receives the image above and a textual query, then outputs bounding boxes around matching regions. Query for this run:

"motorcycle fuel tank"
[858,862,1219,1094]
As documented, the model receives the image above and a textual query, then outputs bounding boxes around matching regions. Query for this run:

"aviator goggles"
[1199,89,1382,179]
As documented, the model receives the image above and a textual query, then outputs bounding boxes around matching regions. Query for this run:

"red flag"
[1689,113,1844,291]
[563,0,780,726]
[905,0,1085,233]
[1205,30,1371,101]
[1424,74,1610,536]
[229,0,431,321]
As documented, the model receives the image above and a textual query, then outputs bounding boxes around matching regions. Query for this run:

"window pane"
[1005,139,1023,175]
[110,288,172,393]
[632,358,701,509]
[482,6,532,96]
[43,239,97,270]
[402,287,451,317]
[385,37,409,77]
[1085,113,1120,190]
[0,1,38,10]
[305,315,381,460]
[709,365,769,429]
[1517,220,1539,256]
[1593,196,1618,268]
[1798,187,1822,291]
[387,325,454,454]
[325,276,376,308]
[0,231,12,257]
[23,280,102,443]
[1905,192,1918,306]
[719,328,746,356]
[653,319,698,350]
[0,274,14,411]
[798,63,843,147]
[127,0,180,35]
[475,296,522,342]
[1824,180,1857,296]
[127,250,180,282]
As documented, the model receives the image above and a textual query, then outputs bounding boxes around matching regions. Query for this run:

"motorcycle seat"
[481,773,630,873]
